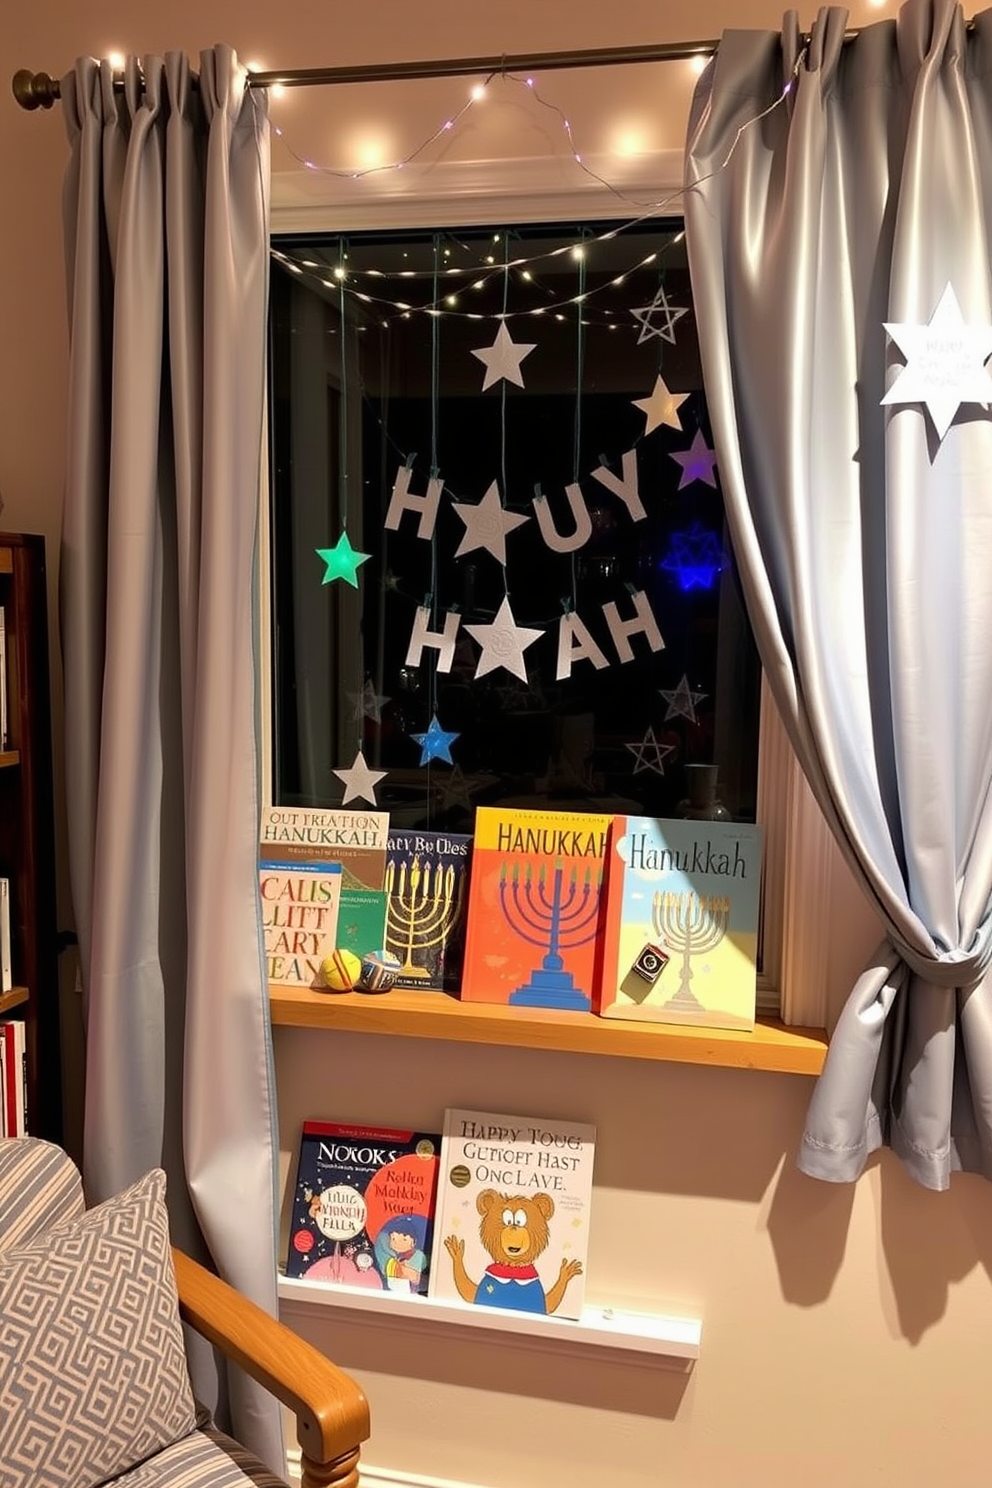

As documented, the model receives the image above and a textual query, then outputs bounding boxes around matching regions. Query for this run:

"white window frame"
[266,150,840,1030]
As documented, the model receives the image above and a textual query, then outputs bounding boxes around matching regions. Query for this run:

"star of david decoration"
[411,714,460,766]
[882,282,992,441]
[625,727,676,776]
[630,284,689,345]
[660,524,729,592]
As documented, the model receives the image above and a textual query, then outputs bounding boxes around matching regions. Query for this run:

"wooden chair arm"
[172,1247,370,1478]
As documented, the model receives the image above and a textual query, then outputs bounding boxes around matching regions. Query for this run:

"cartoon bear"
[443,1188,582,1315]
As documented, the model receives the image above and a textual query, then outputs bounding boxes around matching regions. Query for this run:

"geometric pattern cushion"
[0,1136,85,1250]
[104,1426,290,1487]
[0,1167,197,1488]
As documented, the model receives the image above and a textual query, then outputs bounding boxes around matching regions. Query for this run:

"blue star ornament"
[411,714,460,766]
[316,530,371,588]
[660,523,729,592]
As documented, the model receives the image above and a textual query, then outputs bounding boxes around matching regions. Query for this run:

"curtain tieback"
[889,926,992,991]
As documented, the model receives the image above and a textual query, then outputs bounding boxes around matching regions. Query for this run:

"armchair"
[0,1138,370,1488]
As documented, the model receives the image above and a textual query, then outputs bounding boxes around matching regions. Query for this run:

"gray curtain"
[60,48,283,1467]
[685,0,992,1191]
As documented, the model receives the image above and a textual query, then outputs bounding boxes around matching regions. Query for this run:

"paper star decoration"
[347,679,390,723]
[471,322,536,391]
[316,531,371,588]
[465,597,544,682]
[411,714,460,766]
[452,482,530,564]
[660,523,729,591]
[441,764,473,812]
[625,727,676,776]
[670,430,718,489]
[630,285,689,345]
[632,375,689,437]
[333,749,387,805]
[660,675,707,723]
[882,282,992,441]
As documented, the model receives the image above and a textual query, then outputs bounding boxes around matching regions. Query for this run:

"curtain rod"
[12,40,723,111]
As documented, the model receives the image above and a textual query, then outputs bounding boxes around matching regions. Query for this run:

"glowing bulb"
[471,83,486,100]
[689,53,708,76]
[333,266,346,280]
[571,246,585,260]
[446,295,458,306]
[107,51,125,70]
[521,270,532,281]
[270,83,286,100]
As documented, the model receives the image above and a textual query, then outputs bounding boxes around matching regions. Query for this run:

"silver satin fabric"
[684,1,992,1190]
[60,49,284,1467]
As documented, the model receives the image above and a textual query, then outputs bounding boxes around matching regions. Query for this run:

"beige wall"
[4,3,992,1486]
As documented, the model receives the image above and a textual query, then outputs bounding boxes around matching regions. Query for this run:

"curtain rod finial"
[12,70,60,110]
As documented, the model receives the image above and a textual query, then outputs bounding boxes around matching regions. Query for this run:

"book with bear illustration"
[597,814,762,1031]
[427,1106,596,1321]
[458,806,612,1011]
[285,1121,441,1296]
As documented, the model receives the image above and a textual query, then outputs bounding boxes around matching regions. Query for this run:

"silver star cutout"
[660,675,707,723]
[632,375,689,437]
[452,481,530,564]
[630,285,689,345]
[465,597,544,682]
[625,727,676,776]
[332,749,387,806]
[471,321,536,391]
[882,282,992,441]
[347,679,390,723]
[441,764,473,813]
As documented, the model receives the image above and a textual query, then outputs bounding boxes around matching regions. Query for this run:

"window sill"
[278,1273,700,1366]
[268,985,827,1077]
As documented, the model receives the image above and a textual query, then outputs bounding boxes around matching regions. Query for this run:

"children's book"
[259,860,343,988]
[458,807,611,1011]
[428,1107,595,1321]
[597,815,762,1030]
[384,829,472,991]
[260,806,390,962]
[285,1121,441,1295]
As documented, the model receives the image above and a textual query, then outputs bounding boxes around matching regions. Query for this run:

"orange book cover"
[459,806,612,1011]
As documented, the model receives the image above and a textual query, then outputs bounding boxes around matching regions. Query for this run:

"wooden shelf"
[269,985,827,1076]
[0,987,29,1016]
[0,752,19,769]
[279,1274,700,1365]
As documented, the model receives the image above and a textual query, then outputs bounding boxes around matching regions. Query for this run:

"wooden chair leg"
[300,1446,362,1488]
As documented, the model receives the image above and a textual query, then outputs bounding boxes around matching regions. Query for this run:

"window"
[266,202,836,1029]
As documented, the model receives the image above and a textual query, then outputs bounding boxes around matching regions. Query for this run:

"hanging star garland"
[630,285,689,345]
[625,727,676,776]
[411,714,460,765]
[882,282,992,441]
[465,597,544,681]
[669,430,718,489]
[347,679,390,724]
[660,675,707,723]
[452,481,530,564]
[316,531,371,588]
[471,321,537,391]
[333,749,387,805]
[660,524,729,591]
[632,375,689,437]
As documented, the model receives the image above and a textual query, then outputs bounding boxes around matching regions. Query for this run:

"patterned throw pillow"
[0,1166,197,1488]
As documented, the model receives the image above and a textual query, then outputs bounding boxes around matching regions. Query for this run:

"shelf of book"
[268,985,828,1076]
[278,1273,701,1365]
[0,752,19,770]
[0,986,28,1016]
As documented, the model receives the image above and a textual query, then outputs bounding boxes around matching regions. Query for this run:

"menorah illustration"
[500,858,602,1011]
[384,855,463,980]
[651,891,730,1010]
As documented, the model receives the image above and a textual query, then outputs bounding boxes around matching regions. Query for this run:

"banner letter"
[602,590,665,664]
[385,467,444,540]
[590,450,645,523]
[533,483,593,553]
[405,606,461,673]
[556,612,610,680]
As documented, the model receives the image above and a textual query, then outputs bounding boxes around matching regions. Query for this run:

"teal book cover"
[336,888,388,961]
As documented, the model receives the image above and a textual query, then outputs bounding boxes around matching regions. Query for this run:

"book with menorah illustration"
[597,815,762,1030]
[385,830,472,991]
[459,807,611,1011]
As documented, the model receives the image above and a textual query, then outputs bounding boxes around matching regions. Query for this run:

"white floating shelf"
[278,1274,700,1366]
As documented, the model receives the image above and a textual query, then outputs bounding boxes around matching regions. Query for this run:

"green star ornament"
[316,531,371,588]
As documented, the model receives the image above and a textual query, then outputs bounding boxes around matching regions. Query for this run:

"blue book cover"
[384,830,472,991]
[286,1121,441,1295]
[598,815,763,1030]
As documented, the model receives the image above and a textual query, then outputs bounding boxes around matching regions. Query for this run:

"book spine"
[0,1025,16,1137]
[0,878,10,994]
[0,605,6,751]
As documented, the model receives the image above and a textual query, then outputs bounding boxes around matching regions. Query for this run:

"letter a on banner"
[385,467,444,541]
[556,612,610,680]
[602,590,665,664]
[405,606,461,673]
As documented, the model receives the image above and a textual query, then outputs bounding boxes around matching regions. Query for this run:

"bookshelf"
[0,533,61,1139]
